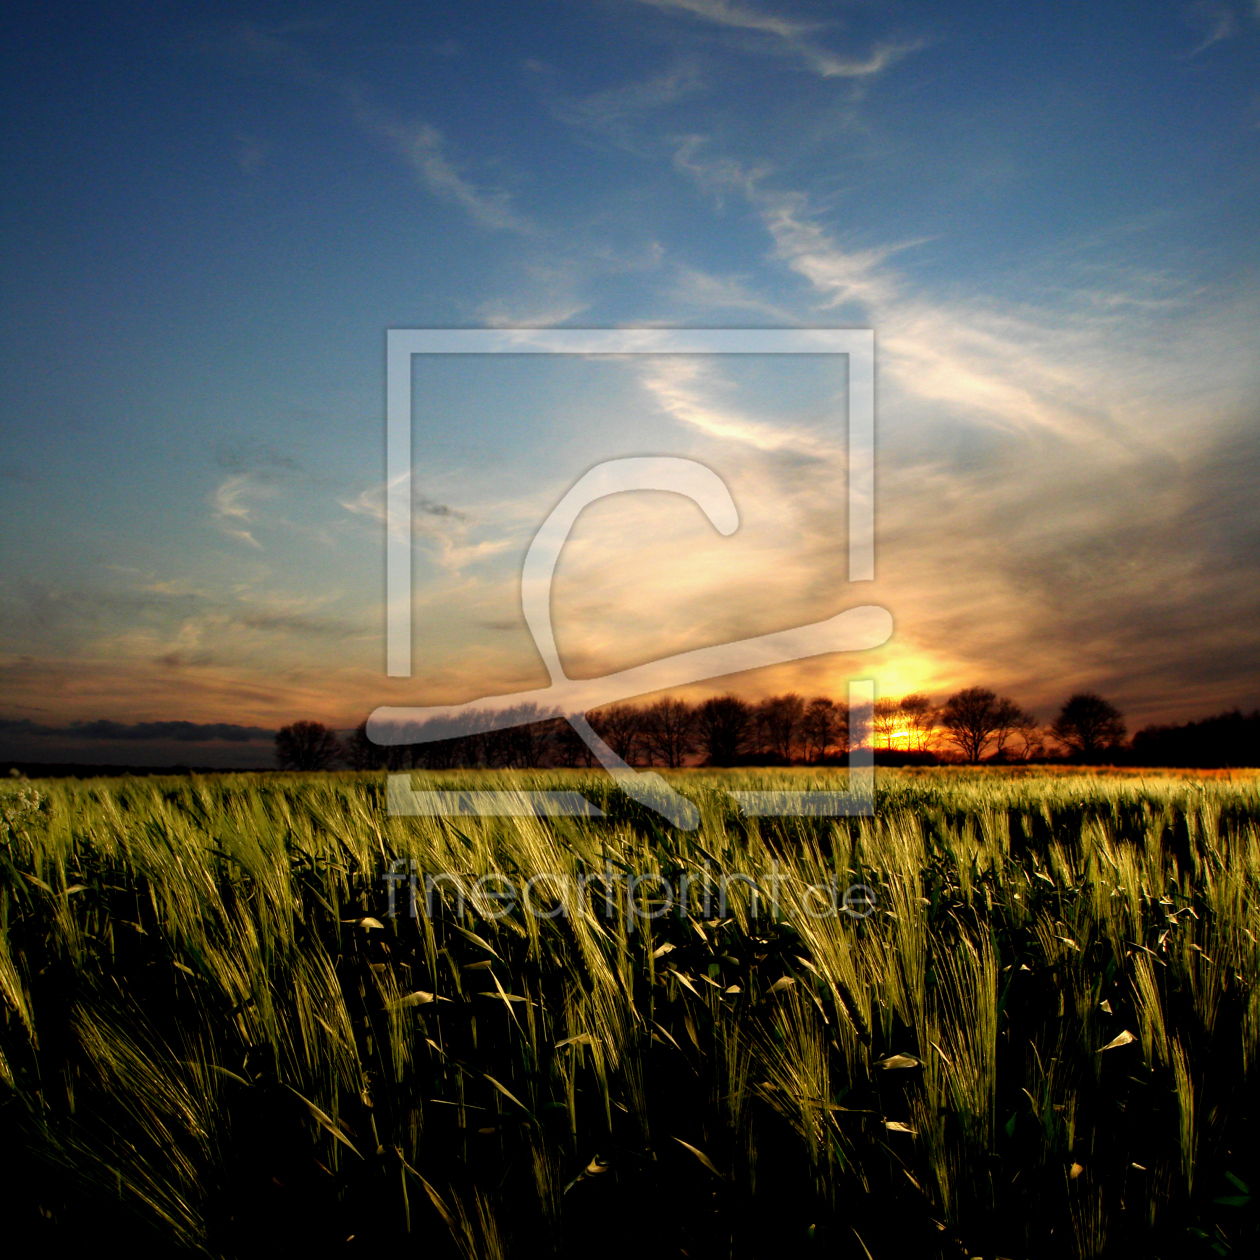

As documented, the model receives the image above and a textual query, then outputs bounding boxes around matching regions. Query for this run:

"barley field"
[3,767,1259,1258]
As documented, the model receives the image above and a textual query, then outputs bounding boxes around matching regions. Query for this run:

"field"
[3,767,1260,1258]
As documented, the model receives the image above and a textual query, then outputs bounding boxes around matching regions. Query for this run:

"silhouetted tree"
[848,695,874,753]
[1132,708,1260,768]
[416,735,480,770]
[872,697,903,750]
[553,720,597,768]
[642,697,695,768]
[756,693,805,763]
[939,688,1019,764]
[898,694,937,752]
[802,696,845,762]
[589,703,645,765]
[509,720,554,768]
[274,720,343,771]
[871,694,940,752]
[696,694,753,766]
[1008,711,1045,761]
[1052,693,1126,759]
[481,729,514,768]
[344,721,387,770]
[478,721,553,768]
[991,698,1034,759]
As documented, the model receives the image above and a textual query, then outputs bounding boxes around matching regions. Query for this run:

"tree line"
[1130,708,1260,769]
[274,688,1142,771]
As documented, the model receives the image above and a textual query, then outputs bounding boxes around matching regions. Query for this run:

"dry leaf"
[673,1136,725,1178]
[389,991,441,1008]
[1098,1030,1137,1052]
[668,969,703,997]
[284,1085,363,1158]
[563,1154,612,1193]
[484,1075,530,1113]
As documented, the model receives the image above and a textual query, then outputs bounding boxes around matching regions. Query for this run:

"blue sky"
[2,0,1258,764]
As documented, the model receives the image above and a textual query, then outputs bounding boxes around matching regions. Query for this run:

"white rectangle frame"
[385,327,875,678]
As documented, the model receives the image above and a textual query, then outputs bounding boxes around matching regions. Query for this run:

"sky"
[1,0,1258,767]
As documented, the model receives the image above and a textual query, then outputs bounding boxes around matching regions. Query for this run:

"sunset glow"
[2,3,1258,767]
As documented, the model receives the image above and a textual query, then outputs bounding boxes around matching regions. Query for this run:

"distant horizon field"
[8,761,1260,785]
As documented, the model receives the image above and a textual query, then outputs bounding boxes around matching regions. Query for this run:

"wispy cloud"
[671,133,769,200]
[547,62,706,147]
[219,22,531,234]
[340,477,466,531]
[796,39,925,80]
[347,100,532,234]
[667,262,798,319]
[759,190,907,308]
[1183,1,1239,56]
[476,240,666,327]
[0,647,383,738]
[476,260,593,327]
[211,474,266,549]
[670,139,1191,447]
[656,137,1260,719]
[339,477,516,574]
[629,0,924,81]
[633,0,816,40]
[637,356,838,456]
[0,570,372,694]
